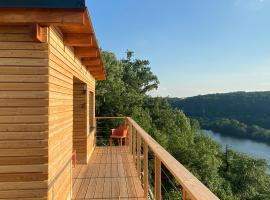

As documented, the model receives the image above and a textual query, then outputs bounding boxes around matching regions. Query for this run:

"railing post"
[143,142,148,199]
[136,133,141,177]
[155,156,161,200]
[125,118,128,146]
[183,190,190,200]
[132,127,136,162]
[94,117,97,145]
[128,122,133,151]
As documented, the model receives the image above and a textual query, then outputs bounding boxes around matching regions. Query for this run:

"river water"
[203,130,270,173]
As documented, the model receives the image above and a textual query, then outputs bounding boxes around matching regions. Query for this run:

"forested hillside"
[96,50,270,200]
[168,92,270,144]
[168,92,270,129]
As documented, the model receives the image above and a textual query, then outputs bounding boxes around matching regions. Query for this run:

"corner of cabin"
[0,1,105,199]
[47,26,99,198]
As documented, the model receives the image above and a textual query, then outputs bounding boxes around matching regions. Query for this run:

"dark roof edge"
[0,0,85,9]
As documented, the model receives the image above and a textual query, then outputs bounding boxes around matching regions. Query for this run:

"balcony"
[72,146,144,199]
[72,117,220,200]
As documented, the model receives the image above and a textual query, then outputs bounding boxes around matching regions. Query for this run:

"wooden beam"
[0,8,85,26]
[82,59,101,66]
[95,76,106,81]
[93,74,105,77]
[30,24,47,43]
[93,75,106,80]
[74,47,98,58]
[90,71,104,76]
[63,33,94,46]
[60,11,93,33]
[86,65,101,70]
[82,57,100,61]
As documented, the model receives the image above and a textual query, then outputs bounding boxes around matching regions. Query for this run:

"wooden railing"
[96,117,220,200]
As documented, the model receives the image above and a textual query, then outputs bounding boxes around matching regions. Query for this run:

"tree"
[96,50,270,200]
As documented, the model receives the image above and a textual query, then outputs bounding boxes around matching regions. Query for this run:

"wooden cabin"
[0,1,220,200]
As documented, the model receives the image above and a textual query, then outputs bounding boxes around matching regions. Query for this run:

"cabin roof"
[0,0,106,80]
[0,0,85,9]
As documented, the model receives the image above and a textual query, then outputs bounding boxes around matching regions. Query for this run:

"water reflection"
[203,130,270,173]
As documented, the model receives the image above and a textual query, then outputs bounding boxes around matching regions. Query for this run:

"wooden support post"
[132,127,136,162]
[183,190,190,200]
[128,122,133,151]
[125,118,129,146]
[143,142,149,199]
[137,133,141,177]
[155,156,161,200]
[183,190,187,200]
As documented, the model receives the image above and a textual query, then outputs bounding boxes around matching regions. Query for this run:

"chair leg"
[109,138,112,146]
[120,138,122,146]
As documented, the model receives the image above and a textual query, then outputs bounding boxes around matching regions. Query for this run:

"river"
[203,130,270,173]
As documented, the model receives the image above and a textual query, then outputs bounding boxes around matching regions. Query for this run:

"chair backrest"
[117,124,128,137]
[111,128,119,136]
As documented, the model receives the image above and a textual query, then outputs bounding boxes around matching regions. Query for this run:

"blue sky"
[86,0,270,97]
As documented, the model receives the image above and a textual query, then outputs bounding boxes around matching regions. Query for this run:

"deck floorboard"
[72,146,144,200]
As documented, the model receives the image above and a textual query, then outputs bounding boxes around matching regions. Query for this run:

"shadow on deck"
[72,146,145,199]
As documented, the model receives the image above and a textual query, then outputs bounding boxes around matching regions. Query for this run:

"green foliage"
[167,92,270,129]
[164,190,182,200]
[167,93,270,144]
[203,118,270,144]
[221,152,270,200]
[96,50,158,118]
[96,50,270,200]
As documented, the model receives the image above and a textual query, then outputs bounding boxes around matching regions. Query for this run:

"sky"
[86,0,270,98]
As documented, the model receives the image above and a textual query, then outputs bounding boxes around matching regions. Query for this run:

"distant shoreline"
[203,129,270,174]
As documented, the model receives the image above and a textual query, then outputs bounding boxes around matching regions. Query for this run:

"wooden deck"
[72,146,145,200]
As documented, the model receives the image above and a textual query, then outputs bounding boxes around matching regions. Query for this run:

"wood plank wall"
[0,26,49,199]
[48,27,96,200]
[0,25,97,199]
[87,92,96,162]
[73,79,87,164]
[89,92,95,127]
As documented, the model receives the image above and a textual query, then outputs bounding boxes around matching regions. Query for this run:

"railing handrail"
[96,116,220,200]
[127,117,219,200]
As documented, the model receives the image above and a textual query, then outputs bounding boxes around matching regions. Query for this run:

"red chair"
[109,125,128,146]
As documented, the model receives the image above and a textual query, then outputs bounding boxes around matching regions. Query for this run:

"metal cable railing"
[95,117,220,200]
